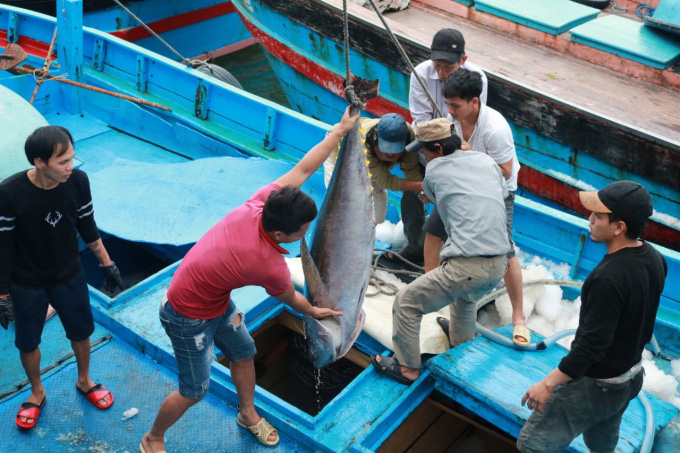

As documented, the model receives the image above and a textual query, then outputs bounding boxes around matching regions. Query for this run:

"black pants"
[399,190,425,259]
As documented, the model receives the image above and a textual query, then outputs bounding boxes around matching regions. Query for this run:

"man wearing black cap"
[517,181,667,453]
[409,28,488,128]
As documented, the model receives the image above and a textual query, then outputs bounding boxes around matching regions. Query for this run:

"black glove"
[100,262,125,294]
[0,294,14,330]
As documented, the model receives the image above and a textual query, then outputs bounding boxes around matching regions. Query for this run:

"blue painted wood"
[351,371,435,452]
[653,0,680,23]
[428,325,680,452]
[571,15,680,69]
[130,11,253,61]
[511,121,680,223]
[57,0,83,113]
[644,0,680,35]
[474,0,599,35]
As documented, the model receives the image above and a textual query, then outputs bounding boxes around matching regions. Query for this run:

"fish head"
[304,315,342,369]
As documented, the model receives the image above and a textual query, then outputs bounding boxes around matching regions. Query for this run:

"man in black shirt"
[0,126,125,430]
[517,181,667,453]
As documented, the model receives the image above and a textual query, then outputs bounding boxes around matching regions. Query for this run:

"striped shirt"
[0,169,100,292]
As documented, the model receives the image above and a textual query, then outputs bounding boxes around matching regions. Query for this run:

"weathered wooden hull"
[6,0,253,61]
[232,0,680,251]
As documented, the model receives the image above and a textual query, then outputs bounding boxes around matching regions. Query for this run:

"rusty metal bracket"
[136,55,147,92]
[194,79,209,120]
[263,107,279,150]
[92,37,105,72]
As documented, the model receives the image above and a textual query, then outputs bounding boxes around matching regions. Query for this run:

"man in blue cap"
[518,180,667,453]
[324,113,425,261]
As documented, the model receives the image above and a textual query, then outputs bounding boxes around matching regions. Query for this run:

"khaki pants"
[392,255,507,369]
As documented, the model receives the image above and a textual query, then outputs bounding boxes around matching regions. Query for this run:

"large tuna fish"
[301,80,378,369]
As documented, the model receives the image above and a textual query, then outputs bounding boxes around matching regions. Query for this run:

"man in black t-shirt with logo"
[517,181,667,453]
[0,126,125,430]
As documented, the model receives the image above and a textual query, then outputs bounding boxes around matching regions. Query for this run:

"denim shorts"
[424,192,516,259]
[159,297,257,399]
[11,272,94,353]
[517,371,644,453]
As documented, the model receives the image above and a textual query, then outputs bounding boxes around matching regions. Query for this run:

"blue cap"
[377,114,409,154]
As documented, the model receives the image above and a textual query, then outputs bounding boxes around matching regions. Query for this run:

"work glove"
[100,262,125,294]
[0,294,14,330]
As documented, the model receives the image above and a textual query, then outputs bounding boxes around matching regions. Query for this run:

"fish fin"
[336,310,366,361]
[300,238,332,307]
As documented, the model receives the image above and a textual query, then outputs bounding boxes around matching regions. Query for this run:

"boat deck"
[429,326,680,453]
[345,0,680,148]
[0,324,311,452]
[2,6,680,450]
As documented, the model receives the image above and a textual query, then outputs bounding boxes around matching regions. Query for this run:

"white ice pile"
[375,220,407,250]
[473,247,680,409]
[492,258,580,350]
[641,350,680,409]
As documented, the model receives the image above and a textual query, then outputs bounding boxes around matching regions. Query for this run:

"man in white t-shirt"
[427,68,529,347]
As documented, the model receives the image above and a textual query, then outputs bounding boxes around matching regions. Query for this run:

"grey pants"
[392,254,507,369]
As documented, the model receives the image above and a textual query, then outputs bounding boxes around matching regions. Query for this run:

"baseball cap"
[404,118,453,153]
[377,113,409,154]
[578,181,653,224]
[430,29,465,64]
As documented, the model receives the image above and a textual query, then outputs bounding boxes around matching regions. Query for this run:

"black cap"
[430,29,465,64]
[579,181,653,224]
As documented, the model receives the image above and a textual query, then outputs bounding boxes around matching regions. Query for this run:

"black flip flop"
[370,354,413,385]
[436,316,450,342]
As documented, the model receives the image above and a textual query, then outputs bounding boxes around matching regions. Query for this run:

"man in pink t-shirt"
[141,107,358,452]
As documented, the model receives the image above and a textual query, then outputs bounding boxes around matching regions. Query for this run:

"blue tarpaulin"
[89,157,328,255]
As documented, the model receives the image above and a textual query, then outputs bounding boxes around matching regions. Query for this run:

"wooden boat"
[4,0,253,60]
[231,0,680,252]
[1,4,679,451]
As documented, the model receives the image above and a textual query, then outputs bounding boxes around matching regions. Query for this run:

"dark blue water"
[214,44,291,108]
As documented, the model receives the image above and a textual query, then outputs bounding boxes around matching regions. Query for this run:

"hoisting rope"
[367,248,424,297]
[342,0,364,112]
[112,0,205,68]
[363,0,445,118]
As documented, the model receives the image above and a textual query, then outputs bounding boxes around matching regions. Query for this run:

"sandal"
[237,417,279,446]
[436,316,450,342]
[16,397,46,429]
[513,325,531,347]
[370,354,414,385]
[77,383,114,410]
[139,444,166,453]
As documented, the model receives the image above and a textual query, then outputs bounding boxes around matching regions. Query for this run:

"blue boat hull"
[1,5,679,452]
[232,0,680,251]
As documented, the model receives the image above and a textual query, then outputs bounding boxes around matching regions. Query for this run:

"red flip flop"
[16,397,46,429]
[77,383,114,410]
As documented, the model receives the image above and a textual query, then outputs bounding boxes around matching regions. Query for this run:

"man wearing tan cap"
[517,181,667,453]
[372,118,510,384]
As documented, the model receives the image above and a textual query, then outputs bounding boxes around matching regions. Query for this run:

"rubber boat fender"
[569,0,609,8]
[191,61,243,90]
